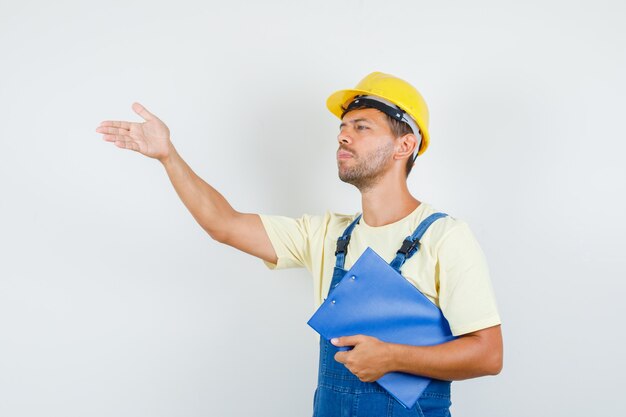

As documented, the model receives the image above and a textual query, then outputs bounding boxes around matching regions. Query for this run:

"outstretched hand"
[97,102,173,161]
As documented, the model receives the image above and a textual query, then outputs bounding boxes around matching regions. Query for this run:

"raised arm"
[96,102,277,264]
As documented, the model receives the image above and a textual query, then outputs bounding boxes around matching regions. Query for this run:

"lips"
[337,149,354,160]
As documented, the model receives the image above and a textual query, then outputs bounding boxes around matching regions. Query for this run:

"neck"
[359,173,420,227]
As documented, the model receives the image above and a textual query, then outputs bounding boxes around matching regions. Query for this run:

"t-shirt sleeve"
[258,213,321,272]
[436,221,501,336]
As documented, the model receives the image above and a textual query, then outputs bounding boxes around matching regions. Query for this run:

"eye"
[356,125,369,130]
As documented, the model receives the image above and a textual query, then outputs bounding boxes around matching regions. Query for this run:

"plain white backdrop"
[1,1,625,416]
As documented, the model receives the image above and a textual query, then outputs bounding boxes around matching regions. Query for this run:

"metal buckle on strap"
[397,238,419,256]
[335,236,351,255]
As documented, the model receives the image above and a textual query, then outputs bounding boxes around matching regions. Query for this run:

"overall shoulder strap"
[390,212,448,272]
[334,214,362,270]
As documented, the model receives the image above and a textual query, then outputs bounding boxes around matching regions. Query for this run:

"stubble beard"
[338,142,395,192]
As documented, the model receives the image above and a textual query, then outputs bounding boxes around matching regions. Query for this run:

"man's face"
[336,108,396,191]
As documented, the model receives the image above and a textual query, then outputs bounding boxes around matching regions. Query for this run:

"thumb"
[331,335,364,347]
[132,102,155,121]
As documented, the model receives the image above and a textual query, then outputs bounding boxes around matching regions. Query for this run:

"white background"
[1,1,625,416]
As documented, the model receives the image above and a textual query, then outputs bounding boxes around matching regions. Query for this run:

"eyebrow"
[339,118,372,129]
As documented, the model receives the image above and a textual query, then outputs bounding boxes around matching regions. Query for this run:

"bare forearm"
[160,146,236,240]
[388,328,503,381]
[97,105,271,254]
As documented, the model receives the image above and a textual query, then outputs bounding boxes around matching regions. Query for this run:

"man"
[96,72,503,416]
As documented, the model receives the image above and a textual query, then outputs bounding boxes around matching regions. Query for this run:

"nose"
[337,126,352,144]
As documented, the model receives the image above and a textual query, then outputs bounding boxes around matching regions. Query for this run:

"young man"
[97,72,503,416]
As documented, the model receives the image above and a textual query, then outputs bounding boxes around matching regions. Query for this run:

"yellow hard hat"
[326,71,430,156]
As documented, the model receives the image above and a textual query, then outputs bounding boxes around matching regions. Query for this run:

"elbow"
[476,325,503,376]
[202,213,237,244]
[200,219,229,243]
[207,229,223,243]
[206,227,229,244]
[204,211,241,244]
[484,350,503,376]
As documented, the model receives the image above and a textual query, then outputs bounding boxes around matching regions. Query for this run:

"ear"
[394,134,419,161]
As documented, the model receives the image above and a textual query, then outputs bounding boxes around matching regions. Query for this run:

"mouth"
[337,149,354,160]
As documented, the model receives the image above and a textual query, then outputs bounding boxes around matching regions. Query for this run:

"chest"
[320,232,440,306]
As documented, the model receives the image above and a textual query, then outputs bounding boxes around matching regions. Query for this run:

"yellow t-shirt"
[259,202,501,336]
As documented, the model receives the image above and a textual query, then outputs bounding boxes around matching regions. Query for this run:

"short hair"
[341,105,417,177]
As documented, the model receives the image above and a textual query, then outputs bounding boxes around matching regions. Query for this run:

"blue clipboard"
[307,247,457,409]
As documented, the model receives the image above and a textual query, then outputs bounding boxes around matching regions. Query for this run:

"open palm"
[97,102,172,161]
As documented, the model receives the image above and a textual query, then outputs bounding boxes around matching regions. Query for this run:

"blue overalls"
[313,213,452,417]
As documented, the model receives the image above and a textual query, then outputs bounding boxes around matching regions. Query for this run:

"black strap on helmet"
[345,96,406,124]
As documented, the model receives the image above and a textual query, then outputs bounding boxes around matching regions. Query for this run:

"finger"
[99,120,132,129]
[334,352,347,364]
[332,335,365,347]
[112,138,140,152]
[102,133,132,143]
[96,126,130,135]
[132,102,155,122]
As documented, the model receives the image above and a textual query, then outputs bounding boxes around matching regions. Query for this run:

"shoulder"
[417,204,477,255]
[314,210,362,240]
[259,210,360,237]
[324,210,360,228]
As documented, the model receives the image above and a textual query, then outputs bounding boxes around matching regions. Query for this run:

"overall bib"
[313,213,452,417]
